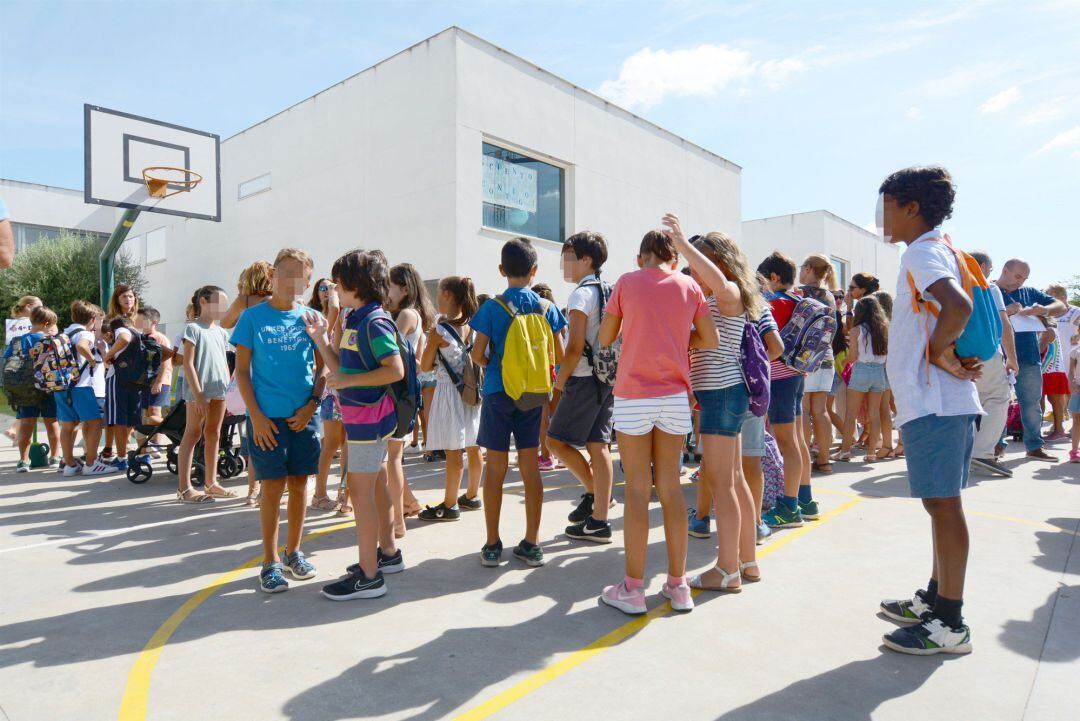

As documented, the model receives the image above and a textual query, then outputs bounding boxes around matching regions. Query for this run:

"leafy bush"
[0,230,145,329]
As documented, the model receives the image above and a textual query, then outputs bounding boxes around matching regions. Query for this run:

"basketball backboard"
[84,104,221,221]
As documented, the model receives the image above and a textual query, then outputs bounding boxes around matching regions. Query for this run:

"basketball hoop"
[142,166,203,199]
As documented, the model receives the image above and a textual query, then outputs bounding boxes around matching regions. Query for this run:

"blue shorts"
[105,376,142,427]
[1069,391,1080,414]
[245,416,321,480]
[476,391,542,453]
[55,386,104,423]
[141,384,171,409]
[740,411,765,457]
[16,394,57,419]
[767,375,805,425]
[900,414,976,498]
[848,362,889,393]
[696,384,749,437]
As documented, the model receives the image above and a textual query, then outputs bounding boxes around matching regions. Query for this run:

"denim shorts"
[246,415,321,480]
[900,414,976,498]
[767,375,805,425]
[740,411,765,457]
[848,362,889,393]
[319,394,342,422]
[55,387,103,423]
[829,371,844,396]
[16,394,57,419]
[476,391,543,452]
[803,366,834,393]
[1069,391,1080,414]
[347,438,388,473]
[141,384,172,409]
[548,376,614,446]
[696,383,749,437]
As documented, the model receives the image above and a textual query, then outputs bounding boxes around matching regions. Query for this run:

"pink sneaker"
[537,456,557,472]
[1069,450,1080,463]
[601,581,647,615]
[661,581,694,612]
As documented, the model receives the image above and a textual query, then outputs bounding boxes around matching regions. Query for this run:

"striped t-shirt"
[689,296,745,392]
[338,303,398,443]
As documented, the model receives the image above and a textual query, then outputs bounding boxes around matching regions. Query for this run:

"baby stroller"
[126,400,247,486]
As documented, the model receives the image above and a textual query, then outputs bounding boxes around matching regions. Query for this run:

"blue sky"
[1,0,1077,287]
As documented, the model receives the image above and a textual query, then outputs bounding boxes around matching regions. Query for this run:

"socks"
[798,484,813,503]
[781,495,799,512]
[934,596,964,629]
[624,576,645,591]
[666,574,686,589]
[924,578,939,606]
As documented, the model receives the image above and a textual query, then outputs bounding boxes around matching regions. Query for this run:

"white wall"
[742,211,899,294]
[0,178,159,237]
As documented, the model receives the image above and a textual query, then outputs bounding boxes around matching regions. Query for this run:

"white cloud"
[1038,125,1080,154]
[1021,98,1065,125]
[596,44,764,109]
[906,106,923,120]
[980,86,1020,113]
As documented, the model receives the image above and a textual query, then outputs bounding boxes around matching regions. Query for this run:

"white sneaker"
[82,460,113,476]
[63,462,84,477]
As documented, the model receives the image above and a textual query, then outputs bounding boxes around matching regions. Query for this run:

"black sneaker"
[568,493,596,523]
[565,517,613,544]
[880,590,934,624]
[883,615,972,655]
[458,493,482,511]
[322,569,387,601]
[345,547,405,577]
[481,540,503,567]
[970,456,1012,477]
[418,503,461,522]
[513,540,545,567]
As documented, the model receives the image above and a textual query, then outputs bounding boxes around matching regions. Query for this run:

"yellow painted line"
[117,520,355,720]
[450,496,865,721]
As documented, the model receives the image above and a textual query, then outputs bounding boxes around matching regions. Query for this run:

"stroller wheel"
[166,458,179,475]
[218,454,240,479]
[127,459,153,484]
[236,454,247,473]
[191,464,205,488]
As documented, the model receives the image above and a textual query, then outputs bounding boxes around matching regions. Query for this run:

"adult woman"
[101,285,140,465]
[798,255,839,474]
[843,272,880,331]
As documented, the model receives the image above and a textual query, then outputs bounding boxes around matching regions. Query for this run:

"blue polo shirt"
[1001,286,1055,366]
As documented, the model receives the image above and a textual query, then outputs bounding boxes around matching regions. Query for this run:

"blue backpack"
[906,236,1002,362]
[360,310,420,439]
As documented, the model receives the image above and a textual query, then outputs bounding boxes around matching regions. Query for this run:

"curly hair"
[238,261,273,297]
[878,165,956,229]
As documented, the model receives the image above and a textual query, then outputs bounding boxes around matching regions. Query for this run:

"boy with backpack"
[3,306,60,471]
[470,237,567,567]
[135,306,173,435]
[878,165,982,655]
[51,301,111,477]
[547,231,617,543]
[101,316,164,470]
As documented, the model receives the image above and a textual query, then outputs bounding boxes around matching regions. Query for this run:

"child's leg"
[202,400,227,489]
[443,449,465,507]
[482,450,509,545]
[586,442,613,522]
[742,456,764,518]
[880,389,894,451]
[1050,393,1068,434]
[827,393,844,435]
[259,478,287,565]
[808,392,831,465]
[420,386,435,446]
[346,470,382,577]
[517,445,544,544]
[771,422,803,499]
[314,421,343,498]
[547,437,593,494]
[83,419,102,465]
[700,433,740,580]
[116,425,132,460]
[539,406,552,461]
[652,429,688,578]
[386,439,406,533]
[375,464,397,554]
[16,418,32,462]
[60,421,78,466]
[734,439,758,571]
[795,409,812,492]
[840,389,866,452]
[1072,413,1080,451]
[44,418,60,459]
[695,468,713,515]
[284,475,309,555]
[866,392,883,458]
[617,430,654,581]
[924,496,969,611]
[177,405,203,494]
[465,446,483,499]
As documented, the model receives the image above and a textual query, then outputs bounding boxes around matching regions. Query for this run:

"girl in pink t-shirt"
[597,227,716,615]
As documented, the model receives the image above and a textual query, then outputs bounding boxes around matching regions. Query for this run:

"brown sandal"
[204,484,238,498]
[177,488,214,504]
[812,461,834,474]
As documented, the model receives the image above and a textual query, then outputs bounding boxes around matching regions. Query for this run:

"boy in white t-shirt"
[547,231,616,543]
[877,166,982,656]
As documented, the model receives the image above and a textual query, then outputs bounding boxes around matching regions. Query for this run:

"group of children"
[10,165,1080,657]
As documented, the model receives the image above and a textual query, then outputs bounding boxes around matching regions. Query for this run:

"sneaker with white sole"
[81,459,113,476]
[15,461,30,473]
[322,569,386,601]
[601,580,647,615]
[970,457,1012,477]
[661,581,694,612]
[259,563,289,593]
[883,616,972,655]
[282,550,316,580]
[880,590,934,624]
[565,517,612,544]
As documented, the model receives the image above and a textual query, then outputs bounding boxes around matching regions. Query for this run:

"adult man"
[996,259,1067,461]
[968,252,1017,476]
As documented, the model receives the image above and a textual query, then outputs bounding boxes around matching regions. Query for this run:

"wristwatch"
[308,395,320,405]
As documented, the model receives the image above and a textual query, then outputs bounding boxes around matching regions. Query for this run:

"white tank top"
[857,326,887,364]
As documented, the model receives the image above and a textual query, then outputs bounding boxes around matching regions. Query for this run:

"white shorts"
[804,366,834,393]
[613,392,693,436]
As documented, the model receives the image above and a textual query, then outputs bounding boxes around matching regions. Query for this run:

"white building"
[743,210,899,293]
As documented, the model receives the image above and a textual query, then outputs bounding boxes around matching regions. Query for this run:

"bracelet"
[309,395,320,405]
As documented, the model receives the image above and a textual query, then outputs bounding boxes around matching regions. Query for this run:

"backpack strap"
[438,320,467,349]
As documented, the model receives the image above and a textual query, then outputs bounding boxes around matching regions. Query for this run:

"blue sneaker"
[282,550,316,580]
[687,508,711,538]
[109,458,129,471]
[756,522,773,545]
[259,563,289,593]
[481,540,503,567]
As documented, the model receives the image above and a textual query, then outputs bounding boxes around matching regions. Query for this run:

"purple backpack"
[762,429,786,509]
[740,318,771,417]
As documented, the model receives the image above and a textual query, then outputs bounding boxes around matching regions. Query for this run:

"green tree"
[0,230,145,329]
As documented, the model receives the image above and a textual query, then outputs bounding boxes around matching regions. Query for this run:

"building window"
[9,222,108,251]
[146,226,167,264]
[121,235,143,266]
[830,256,850,290]
[238,173,271,200]
[482,142,564,243]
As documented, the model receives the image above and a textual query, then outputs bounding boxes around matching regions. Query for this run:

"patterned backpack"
[778,296,837,373]
[739,318,771,417]
[31,332,82,394]
[579,279,621,386]
[761,428,786,510]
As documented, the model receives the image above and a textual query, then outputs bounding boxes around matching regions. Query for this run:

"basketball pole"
[99,207,141,310]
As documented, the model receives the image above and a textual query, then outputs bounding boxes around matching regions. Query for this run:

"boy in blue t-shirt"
[233,248,326,594]
[470,238,567,568]
[5,306,61,471]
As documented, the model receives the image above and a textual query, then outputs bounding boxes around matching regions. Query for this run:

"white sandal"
[688,565,742,593]
[739,560,762,583]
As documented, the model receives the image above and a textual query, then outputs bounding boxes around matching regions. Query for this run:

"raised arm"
[661,212,742,312]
